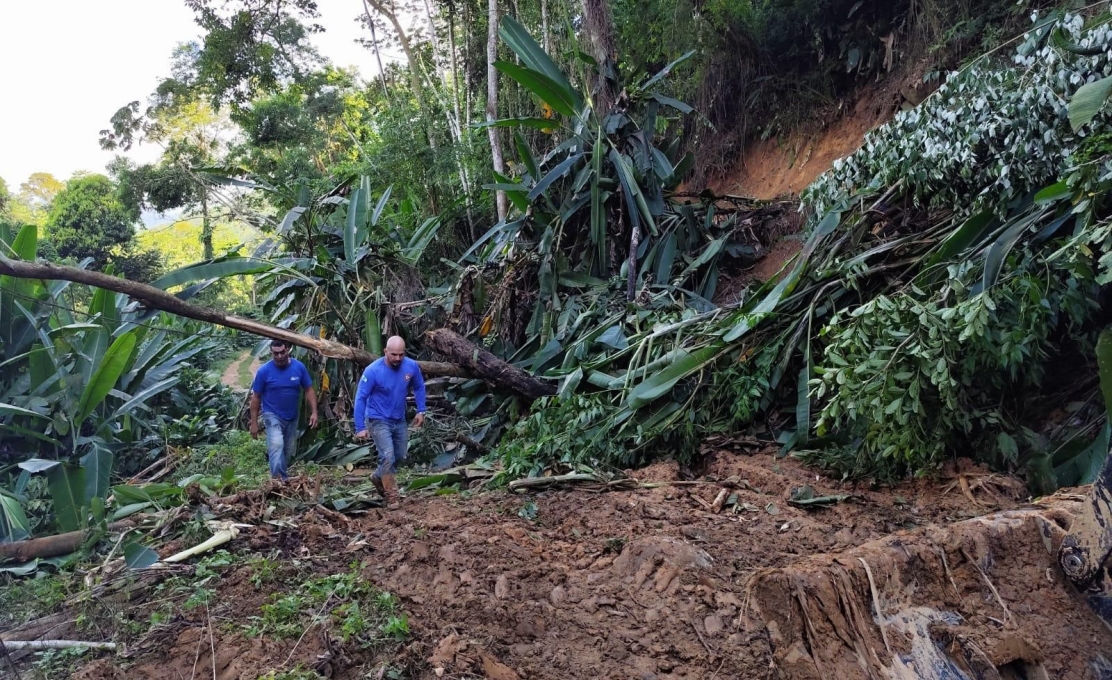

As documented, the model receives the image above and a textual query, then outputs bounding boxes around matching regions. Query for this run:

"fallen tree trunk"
[0,256,552,397]
[426,328,556,399]
[0,521,131,563]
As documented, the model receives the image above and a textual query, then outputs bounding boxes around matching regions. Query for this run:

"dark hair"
[270,339,288,349]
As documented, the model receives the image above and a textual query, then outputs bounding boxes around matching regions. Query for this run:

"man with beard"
[354,335,426,508]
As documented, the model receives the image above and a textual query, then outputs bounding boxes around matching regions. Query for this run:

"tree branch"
[0,256,560,397]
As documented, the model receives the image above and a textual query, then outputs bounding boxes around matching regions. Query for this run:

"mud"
[711,66,935,201]
[60,450,1112,680]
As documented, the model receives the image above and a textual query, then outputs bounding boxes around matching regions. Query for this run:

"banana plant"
[0,225,227,541]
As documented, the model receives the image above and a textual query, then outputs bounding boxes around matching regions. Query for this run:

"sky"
[0,0,393,192]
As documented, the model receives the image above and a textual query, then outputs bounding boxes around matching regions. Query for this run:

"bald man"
[353,336,426,508]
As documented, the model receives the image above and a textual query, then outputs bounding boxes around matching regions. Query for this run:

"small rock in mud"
[704,614,725,636]
[481,653,521,680]
[550,584,567,604]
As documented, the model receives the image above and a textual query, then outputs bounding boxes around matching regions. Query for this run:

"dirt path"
[69,449,1111,680]
[220,350,261,390]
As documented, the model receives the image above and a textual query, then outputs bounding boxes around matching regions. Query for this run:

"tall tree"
[102,99,231,259]
[45,175,137,264]
[487,0,508,221]
[181,0,324,109]
[582,0,618,112]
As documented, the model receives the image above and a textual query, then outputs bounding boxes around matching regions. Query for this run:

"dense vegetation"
[4,0,1112,551]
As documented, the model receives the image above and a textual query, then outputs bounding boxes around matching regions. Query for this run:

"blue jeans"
[262,412,298,481]
[368,419,408,479]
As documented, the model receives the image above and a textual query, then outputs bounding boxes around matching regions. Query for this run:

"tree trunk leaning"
[426,328,556,399]
[0,255,554,397]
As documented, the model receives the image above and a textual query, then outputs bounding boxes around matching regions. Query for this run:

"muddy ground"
[14,447,1102,680]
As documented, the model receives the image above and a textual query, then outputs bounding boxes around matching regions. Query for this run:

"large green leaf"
[1053,422,1110,487]
[1099,328,1112,423]
[1069,75,1112,131]
[1,224,43,351]
[498,16,580,108]
[494,61,578,118]
[514,132,540,182]
[47,463,86,533]
[920,211,995,276]
[75,329,138,426]
[80,448,114,503]
[371,186,393,227]
[477,117,560,132]
[403,216,443,264]
[982,209,1043,290]
[528,154,583,201]
[0,490,31,543]
[278,206,306,234]
[123,541,160,569]
[626,344,721,410]
[641,50,696,91]
[0,402,49,420]
[609,148,655,231]
[590,129,607,270]
[347,187,368,257]
[112,376,180,417]
[151,257,274,290]
[365,307,383,356]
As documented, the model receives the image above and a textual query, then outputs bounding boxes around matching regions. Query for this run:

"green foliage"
[489,11,1112,483]
[177,430,270,488]
[246,566,408,646]
[31,646,91,678]
[45,175,137,265]
[0,568,77,629]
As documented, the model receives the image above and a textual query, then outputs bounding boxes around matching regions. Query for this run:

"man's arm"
[412,365,426,428]
[249,392,261,439]
[304,387,319,428]
[298,363,319,428]
[353,367,372,438]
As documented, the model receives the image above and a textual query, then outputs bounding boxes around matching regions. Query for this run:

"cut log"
[425,328,555,399]
[0,256,553,393]
[0,522,131,563]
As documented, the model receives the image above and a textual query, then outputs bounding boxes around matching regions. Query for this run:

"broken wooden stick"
[1,640,116,651]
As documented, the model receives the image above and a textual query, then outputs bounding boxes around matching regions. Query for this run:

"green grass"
[0,570,79,629]
[178,430,269,487]
[244,566,409,646]
[236,351,257,388]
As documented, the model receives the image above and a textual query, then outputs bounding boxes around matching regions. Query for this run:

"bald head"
[384,335,406,368]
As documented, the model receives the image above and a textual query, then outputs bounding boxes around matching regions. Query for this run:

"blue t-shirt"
[251,358,313,422]
[353,357,426,426]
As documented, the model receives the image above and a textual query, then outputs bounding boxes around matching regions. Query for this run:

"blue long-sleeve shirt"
[353,357,426,428]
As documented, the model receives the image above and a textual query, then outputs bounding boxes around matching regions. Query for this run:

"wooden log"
[425,328,555,399]
[0,522,130,563]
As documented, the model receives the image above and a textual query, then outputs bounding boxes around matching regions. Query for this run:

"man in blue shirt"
[354,335,426,508]
[250,339,319,482]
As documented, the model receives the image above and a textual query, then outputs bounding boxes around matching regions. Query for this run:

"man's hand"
[413,413,425,428]
[308,412,319,428]
[354,430,369,440]
[250,421,259,440]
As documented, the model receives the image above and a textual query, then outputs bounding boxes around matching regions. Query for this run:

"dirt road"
[64,448,1112,680]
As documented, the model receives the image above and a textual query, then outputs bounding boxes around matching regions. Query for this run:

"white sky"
[0,0,393,191]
